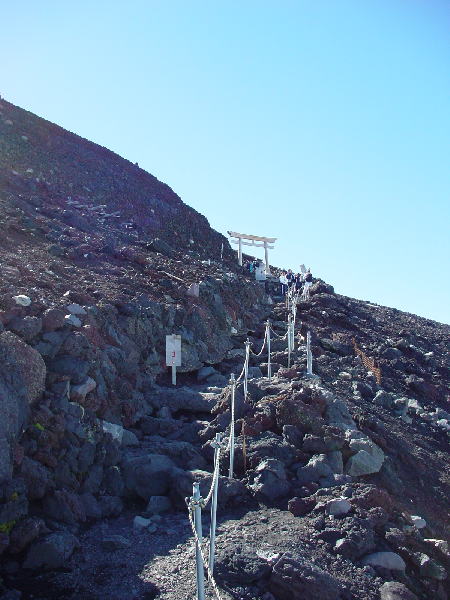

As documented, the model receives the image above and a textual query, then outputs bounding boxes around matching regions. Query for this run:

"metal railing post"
[244,339,250,399]
[229,374,236,479]
[307,330,313,375]
[209,433,221,575]
[267,320,271,379]
[192,482,205,600]
[287,313,292,367]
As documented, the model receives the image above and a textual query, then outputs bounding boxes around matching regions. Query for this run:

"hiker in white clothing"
[279,271,288,296]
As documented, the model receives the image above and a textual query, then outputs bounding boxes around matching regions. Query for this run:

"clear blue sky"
[2,1,449,324]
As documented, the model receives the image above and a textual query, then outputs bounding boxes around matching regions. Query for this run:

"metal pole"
[209,433,221,575]
[287,314,292,368]
[244,340,250,399]
[307,330,313,375]
[292,297,297,345]
[267,320,271,379]
[228,374,236,479]
[171,364,176,386]
[193,482,205,600]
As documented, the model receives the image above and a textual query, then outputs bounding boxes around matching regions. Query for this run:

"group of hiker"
[279,268,313,296]
[244,259,313,298]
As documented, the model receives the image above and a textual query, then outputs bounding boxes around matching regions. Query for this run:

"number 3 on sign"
[166,335,182,367]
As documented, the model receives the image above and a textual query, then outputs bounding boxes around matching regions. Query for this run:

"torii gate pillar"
[264,241,270,274]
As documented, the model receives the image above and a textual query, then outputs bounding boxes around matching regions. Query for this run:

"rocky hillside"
[0,100,449,600]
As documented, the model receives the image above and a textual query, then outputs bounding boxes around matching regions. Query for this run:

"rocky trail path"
[4,295,450,600]
[10,306,280,600]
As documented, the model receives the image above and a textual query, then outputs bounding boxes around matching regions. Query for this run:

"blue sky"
[2,1,449,323]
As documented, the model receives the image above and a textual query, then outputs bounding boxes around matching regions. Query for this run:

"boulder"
[66,303,87,315]
[379,582,418,600]
[9,517,47,554]
[172,469,250,508]
[13,295,31,306]
[122,454,176,500]
[64,314,82,327]
[42,490,86,524]
[20,457,52,499]
[334,524,376,560]
[7,316,42,342]
[275,393,326,434]
[320,338,351,356]
[48,355,90,384]
[346,449,381,476]
[206,373,228,386]
[247,432,297,467]
[270,553,342,600]
[214,544,271,584]
[0,331,46,404]
[288,496,316,517]
[372,390,395,409]
[250,458,291,500]
[98,495,123,518]
[146,496,172,515]
[102,465,124,497]
[345,436,385,476]
[197,366,217,381]
[409,515,426,529]
[70,377,96,403]
[151,387,216,413]
[138,436,207,470]
[282,424,303,448]
[361,551,406,571]
[147,237,176,257]
[133,516,157,532]
[417,554,447,580]
[297,454,334,484]
[42,308,66,332]
[24,532,79,570]
[326,498,351,516]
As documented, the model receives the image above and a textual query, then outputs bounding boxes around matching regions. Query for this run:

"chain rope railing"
[186,286,314,599]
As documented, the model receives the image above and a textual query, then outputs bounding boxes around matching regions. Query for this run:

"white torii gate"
[228,231,277,274]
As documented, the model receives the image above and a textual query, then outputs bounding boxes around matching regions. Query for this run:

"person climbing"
[279,270,288,296]
[303,269,313,299]
[286,269,294,289]
[295,272,303,293]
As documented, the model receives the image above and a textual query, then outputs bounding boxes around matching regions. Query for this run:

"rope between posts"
[186,504,223,600]
[201,448,221,508]
[249,326,268,357]
[236,346,250,383]
[270,327,288,340]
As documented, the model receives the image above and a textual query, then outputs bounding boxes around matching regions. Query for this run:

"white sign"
[166,334,182,367]
[300,264,306,274]
[255,265,266,281]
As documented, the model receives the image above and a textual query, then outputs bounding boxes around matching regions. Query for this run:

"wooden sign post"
[166,334,181,385]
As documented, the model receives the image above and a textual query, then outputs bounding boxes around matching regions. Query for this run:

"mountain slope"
[0,99,449,600]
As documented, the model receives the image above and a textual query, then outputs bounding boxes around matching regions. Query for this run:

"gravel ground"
[13,504,385,600]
